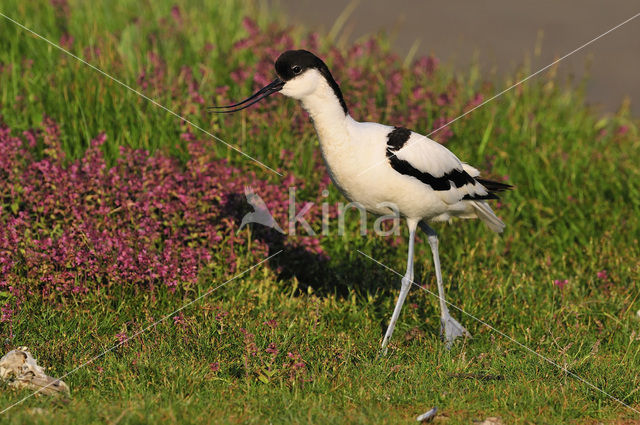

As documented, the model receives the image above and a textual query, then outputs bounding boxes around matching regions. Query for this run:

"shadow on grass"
[220,191,371,297]
[222,189,443,338]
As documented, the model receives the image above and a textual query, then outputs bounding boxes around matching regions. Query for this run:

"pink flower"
[597,270,608,280]
[170,5,181,24]
[173,312,185,326]
[266,343,279,355]
[263,319,278,329]
[115,332,128,345]
[59,33,74,50]
[554,279,568,289]
[242,17,260,37]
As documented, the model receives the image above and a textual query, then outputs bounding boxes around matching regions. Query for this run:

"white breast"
[314,117,446,218]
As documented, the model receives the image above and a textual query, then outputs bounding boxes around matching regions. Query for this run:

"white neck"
[300,80,349,149]
[298,80,361,197]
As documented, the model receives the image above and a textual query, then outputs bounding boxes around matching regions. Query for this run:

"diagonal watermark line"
[0,12,283,177]
[0,250,282,415]
[425,12,640,139]
[357,249,640,416]
[357,11,640,178]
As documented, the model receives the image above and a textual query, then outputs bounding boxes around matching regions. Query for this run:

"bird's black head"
[209,50,347,114]
[274,49,326,81]
[275,50,347,114]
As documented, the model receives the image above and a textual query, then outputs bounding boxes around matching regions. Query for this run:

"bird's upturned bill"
[208,78,284,113]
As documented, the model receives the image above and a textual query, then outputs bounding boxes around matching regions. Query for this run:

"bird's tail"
[470,201,505,233]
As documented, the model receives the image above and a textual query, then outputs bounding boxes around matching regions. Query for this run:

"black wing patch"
[385,127,509,200]
[386,126,412,151]
[386,127,490,195]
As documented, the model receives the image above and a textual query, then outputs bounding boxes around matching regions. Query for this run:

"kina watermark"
[237,186,402,236]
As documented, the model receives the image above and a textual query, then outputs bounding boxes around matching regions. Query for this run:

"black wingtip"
[476,178,514,193]
[463,193,500,201]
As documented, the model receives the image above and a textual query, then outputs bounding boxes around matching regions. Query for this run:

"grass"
[1,0,640,423]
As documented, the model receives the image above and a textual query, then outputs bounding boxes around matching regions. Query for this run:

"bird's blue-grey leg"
[380,219,418,355]
[419,222,470,348]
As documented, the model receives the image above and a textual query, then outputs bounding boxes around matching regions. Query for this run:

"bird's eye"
[292,65,302,74]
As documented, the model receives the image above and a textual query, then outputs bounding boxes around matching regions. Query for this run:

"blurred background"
[280,0,640,115]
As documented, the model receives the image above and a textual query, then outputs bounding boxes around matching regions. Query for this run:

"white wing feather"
[394,133,464,177]
[392,132,490,203]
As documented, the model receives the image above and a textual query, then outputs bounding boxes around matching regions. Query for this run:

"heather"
[0,116,331,318]
[1,0,640,424]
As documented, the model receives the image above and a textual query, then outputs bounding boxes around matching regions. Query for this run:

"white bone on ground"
[0,347,69,395]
